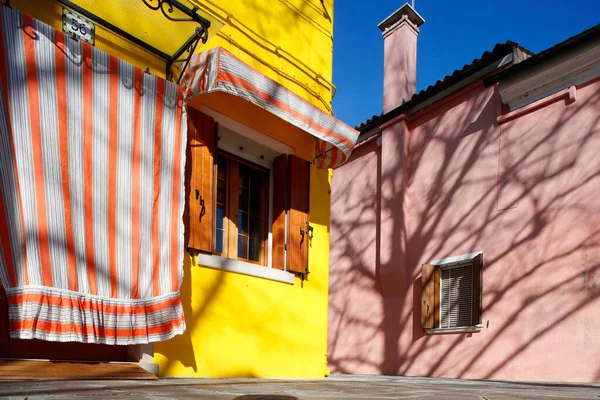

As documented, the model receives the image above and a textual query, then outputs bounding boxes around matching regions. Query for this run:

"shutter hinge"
[187,247,196,266]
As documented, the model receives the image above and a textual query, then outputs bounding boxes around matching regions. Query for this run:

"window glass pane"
[238,188,249,212]
[233,159,265,264]
[249,168,262,190]
[238,234,248,259]
[239,165,250,188]
[249,215,261,239]
[238,210,249,235]
[217,180,226,204]
[217,156,226,180]
[249,238,260,262]
[215,229,223,254]
[216,156,227,256]
[216,206,225,229]
[249,191,261,215]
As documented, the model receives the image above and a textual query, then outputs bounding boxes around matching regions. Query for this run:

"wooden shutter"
[287,155,310,274]
[271,154,288,270]
[421,263,440,329]
[187,108,217,253]
[472,253,483,325]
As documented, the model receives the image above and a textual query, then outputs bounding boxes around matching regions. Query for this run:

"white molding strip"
[497,86,576,125]
[196,253,295,285]
[498,42,600,111]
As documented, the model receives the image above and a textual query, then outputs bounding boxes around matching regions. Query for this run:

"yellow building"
[1,0,358,378]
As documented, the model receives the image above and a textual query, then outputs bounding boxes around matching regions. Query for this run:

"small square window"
[421,252,483,332]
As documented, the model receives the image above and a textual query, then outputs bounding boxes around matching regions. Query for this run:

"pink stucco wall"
[328,79,600,382]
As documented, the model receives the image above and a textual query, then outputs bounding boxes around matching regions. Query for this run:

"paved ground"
[0,375,599,399]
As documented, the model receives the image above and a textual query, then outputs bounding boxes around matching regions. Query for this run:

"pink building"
[329,3,600,383]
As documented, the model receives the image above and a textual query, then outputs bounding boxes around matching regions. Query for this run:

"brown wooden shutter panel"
[472,253,483,325]
[271,154,288,270]
[187,108,217,253]
[421,263,440,329]
[287,155,310,274]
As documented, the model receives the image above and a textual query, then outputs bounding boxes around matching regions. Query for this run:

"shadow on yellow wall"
[154,164,331,378]
[11,0,336,379]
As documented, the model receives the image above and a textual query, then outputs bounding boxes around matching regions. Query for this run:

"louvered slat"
[440,264,473,328]
[441,269,450,328]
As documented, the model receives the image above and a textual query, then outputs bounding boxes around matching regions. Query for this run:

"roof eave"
[357,45,518,135]
[484,23,600,87]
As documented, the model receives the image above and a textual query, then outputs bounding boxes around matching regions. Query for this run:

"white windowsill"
[425,325,483,335]
[195,253,295,285]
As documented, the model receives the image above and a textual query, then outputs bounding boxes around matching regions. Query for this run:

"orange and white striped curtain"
[0,5,186,344]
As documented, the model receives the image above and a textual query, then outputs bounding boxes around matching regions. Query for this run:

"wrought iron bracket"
[166,25,208,84]
[141,0,211,83]
[55,0,211,84]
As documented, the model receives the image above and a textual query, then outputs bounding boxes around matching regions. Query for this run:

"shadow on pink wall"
[328,79,600,382]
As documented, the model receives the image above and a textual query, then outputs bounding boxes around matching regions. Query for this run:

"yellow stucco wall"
[12,0,335,112]
[12,0,335,378]
[155,166,332,378]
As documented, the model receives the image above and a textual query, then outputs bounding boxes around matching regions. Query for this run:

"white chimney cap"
[378,3,425,32]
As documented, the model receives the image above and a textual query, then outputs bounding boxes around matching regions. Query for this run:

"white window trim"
[430,251,482,266]
[425,325,483,335]
[195,106,296,283]
[196,253,294,284]
[426,251,483,334]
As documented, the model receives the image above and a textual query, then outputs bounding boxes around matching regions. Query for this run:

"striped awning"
[182,47,359,169]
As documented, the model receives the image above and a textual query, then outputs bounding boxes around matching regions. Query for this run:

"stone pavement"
[0,374,599,399]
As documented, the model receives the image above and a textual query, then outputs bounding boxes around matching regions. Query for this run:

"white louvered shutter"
[440,264,473,328]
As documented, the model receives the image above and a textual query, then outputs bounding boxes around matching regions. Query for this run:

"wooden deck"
[0,359,156,380]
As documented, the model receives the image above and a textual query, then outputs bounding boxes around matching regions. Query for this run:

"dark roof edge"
[483,23,600,87]
[357,42,519,134]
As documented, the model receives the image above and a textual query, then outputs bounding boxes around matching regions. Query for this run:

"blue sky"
[332,0,600,128]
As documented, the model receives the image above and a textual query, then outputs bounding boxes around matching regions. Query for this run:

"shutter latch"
[307,223,314,240]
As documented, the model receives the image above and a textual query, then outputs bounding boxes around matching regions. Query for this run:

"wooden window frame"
[216,151,270,266]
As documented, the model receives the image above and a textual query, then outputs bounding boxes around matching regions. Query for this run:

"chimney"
[378,3,425,113]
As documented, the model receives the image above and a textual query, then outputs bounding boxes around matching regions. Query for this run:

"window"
[215,153,269,264]
[421,252,483,332]
[185,108,311,275]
